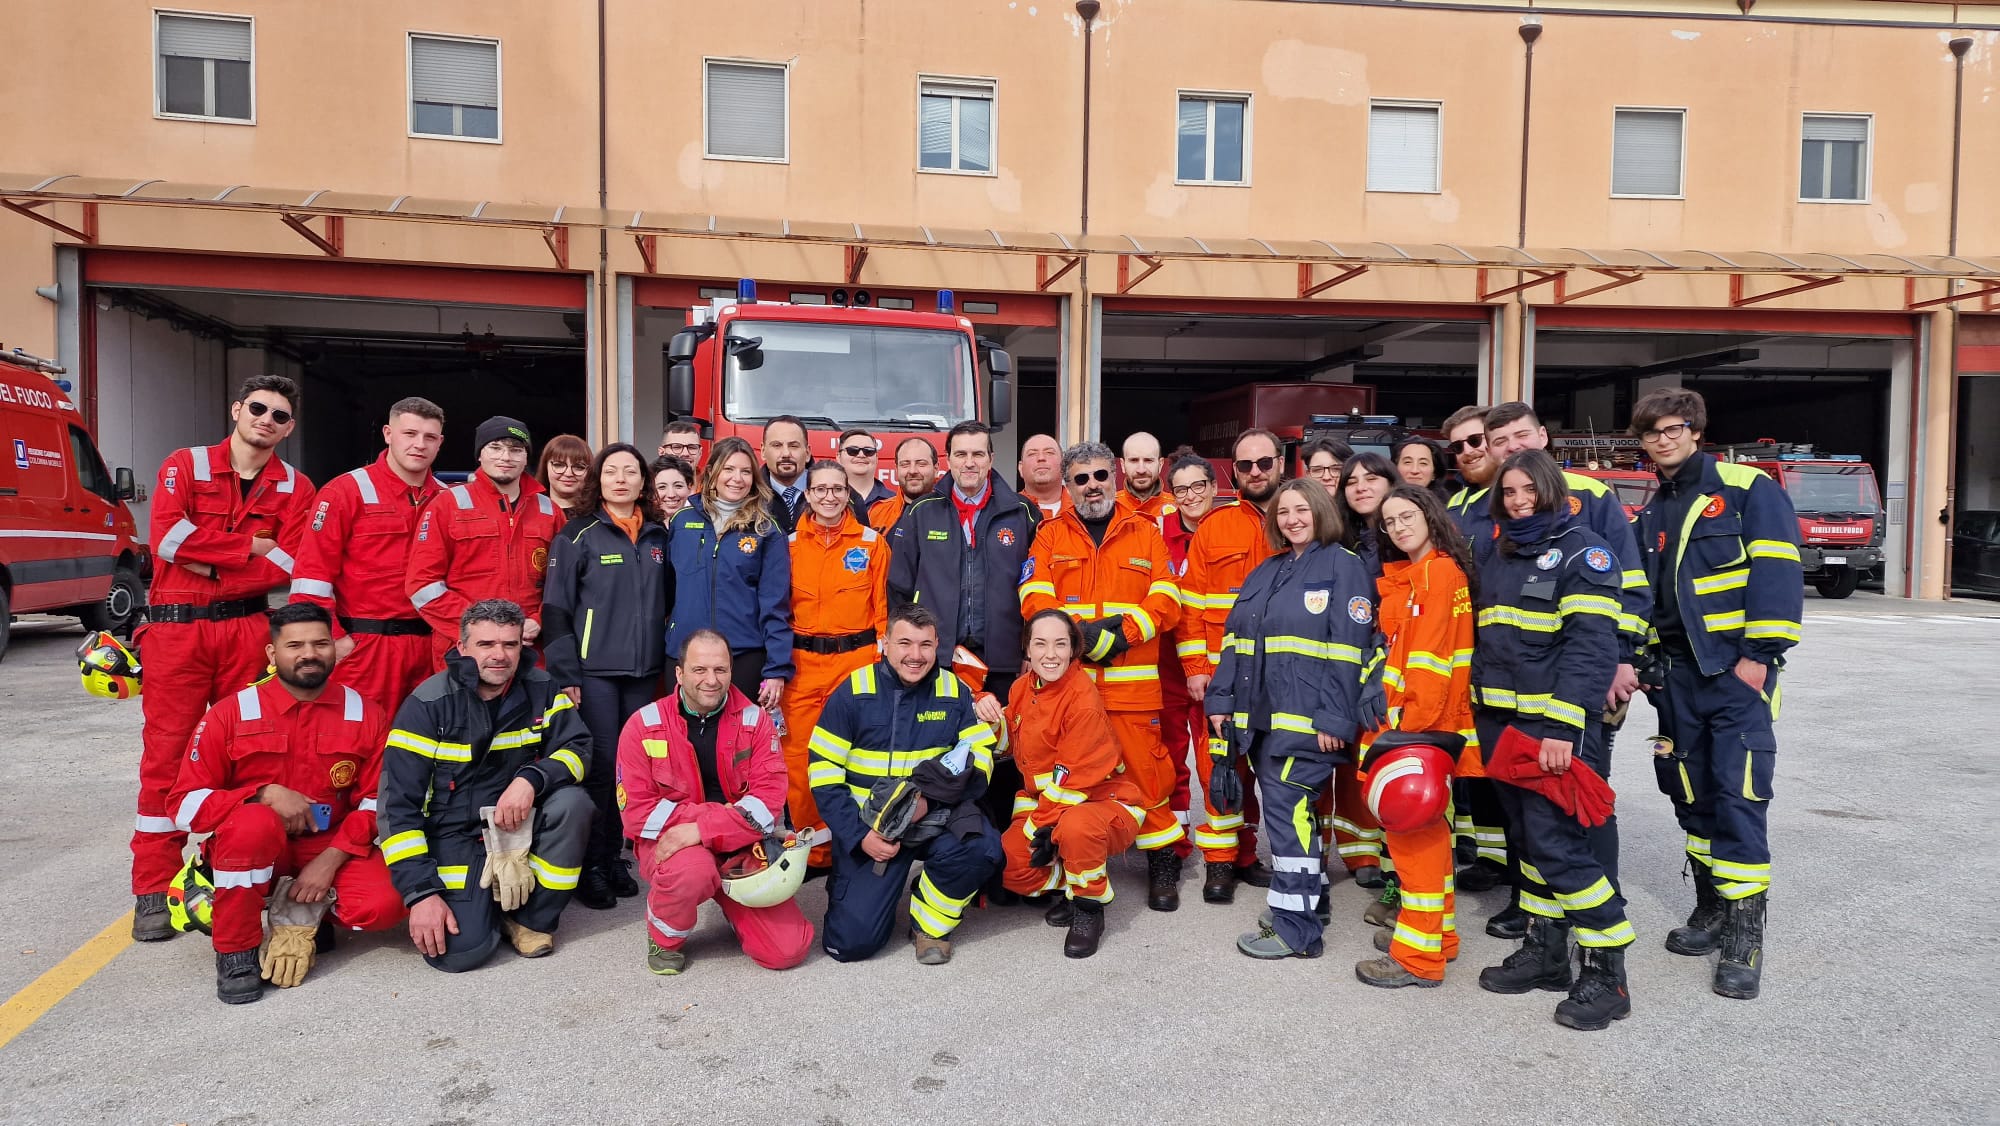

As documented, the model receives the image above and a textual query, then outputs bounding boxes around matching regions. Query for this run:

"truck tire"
[1814,567,1861,599]
[79,566,144,638]
[0,586,11,666]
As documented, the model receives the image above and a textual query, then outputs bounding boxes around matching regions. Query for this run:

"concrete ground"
[0,592,1995,1125]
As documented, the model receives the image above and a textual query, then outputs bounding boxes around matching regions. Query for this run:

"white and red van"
[0,349,147,661]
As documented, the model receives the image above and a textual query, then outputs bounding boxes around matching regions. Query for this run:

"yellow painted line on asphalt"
[0,912,133,1052]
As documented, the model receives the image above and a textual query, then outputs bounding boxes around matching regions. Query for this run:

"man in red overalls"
[133,375,316,942]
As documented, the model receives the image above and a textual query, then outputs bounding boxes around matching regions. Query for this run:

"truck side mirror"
[667,329,701,363]
[984,346,1014,428]
[114,466,137,502]
[667,361,695,416]
[724,335,764,372]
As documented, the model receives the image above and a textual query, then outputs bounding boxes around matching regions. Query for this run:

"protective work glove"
[1028,826,1058,869]
[1205,730,1243,816]
[479,806,538,913]
[259,876,333,989]
[1082,616,1131,663]
[1354,638,1389,733]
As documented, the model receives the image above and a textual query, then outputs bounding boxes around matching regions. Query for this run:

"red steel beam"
[1553,268,1644,304]
[1476,267,1565,302]
[844,245,869,284]
[1117,253,1164,295]
[1,199,98,243]
[1298,262,1369,299]
[543,225,569,270]
[1035,253,1082,291]
[1729,273,1841,307]
[1903,276,2000,311]
[635,233,658,274]
[279,213,343,256]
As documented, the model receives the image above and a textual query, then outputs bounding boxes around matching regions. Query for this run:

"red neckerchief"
[949,479,991,547]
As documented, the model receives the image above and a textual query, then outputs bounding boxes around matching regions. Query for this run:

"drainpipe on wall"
[1072,0,1100,443]
[596,0,613,442]
[1940,34,1974,597]
[1511,17,1542,406]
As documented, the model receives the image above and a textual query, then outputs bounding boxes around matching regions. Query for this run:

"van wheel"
[0,586,11,665]
[1814,567,1861,599]
[81,566,144,637]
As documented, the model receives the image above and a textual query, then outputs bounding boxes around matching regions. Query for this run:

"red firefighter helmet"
[1364,742,1457,833]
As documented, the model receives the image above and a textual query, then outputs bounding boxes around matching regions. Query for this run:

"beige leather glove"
[479,806,537,913]
[260,876,332,988]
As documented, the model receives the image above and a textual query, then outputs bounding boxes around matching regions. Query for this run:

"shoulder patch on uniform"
[312,500,329,531]
[1583,546,1613,573]
[1703,497,1725,519]
[1536,547,1564,570]
[741,705,762,727]
[842,547,868,573]
[1346,595,1372,624]
[1020,557,1035,583]
[1567,496,1583,516]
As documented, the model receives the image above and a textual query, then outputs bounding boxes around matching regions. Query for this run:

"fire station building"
[4,0,1997,598]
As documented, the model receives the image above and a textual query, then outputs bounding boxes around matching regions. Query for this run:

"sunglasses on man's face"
[244,401,293,426]
[842,445,879,459]
[1070,468,1113,487]
[1234,456,1277,474]
[1447,433,1486,456]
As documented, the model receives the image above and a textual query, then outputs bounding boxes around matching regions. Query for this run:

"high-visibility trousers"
[131,616,269,894]
[639,840,812,970]
[1107,711,1185,852]
[1381,817,1459,980]
[204,802,405,954]
[781,646,878,867]
[1000,800,1142,903]
[1653,655,1777,900]
[1160,694,1203,857]
[1329,765,1385,873]
[418,786,594,973]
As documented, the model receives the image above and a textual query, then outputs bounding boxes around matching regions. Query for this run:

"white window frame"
[703,57,791,164]
[152,9,256,125]
[1174,90,1253,187]
[1609,106,1687,201]
[916,74,999,177]
[1798,112,1873,205]
[1366,99,1443,195]
[406,32,503,145]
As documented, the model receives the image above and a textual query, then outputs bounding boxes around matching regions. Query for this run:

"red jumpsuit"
[1363,553,1479,980]
[290,454,443,715]
[783,513,890,867]
[616,691,813,969]
[999,662,1147,902]
[1018,498,1184,852]
[134,442,315,895]
[1157,504,1204,859]
[1174,499,1275,866]
[404,472,561,665]
[165,679,406,953]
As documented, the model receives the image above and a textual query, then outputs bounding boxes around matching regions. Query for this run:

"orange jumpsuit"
[867,492,912,535]
[782,512,890,866]
[1363,552,1478,981]
[1018,499,1184,851]
[999,662,1148,902]
[1174,499,1278,864]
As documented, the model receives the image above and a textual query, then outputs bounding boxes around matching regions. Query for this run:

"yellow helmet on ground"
[77,630,142,699]
[167,854,214,934]
[719,831,812,909]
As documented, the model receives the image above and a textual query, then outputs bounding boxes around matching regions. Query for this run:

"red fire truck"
[665,281,1012,477]
[1714,442,1885,599]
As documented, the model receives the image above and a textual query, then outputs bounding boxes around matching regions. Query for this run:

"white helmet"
[719,831,812,909]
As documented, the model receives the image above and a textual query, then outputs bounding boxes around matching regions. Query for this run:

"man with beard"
[1018,433,1066,520]
[1018,442,1186,908]
[1176,428,1286,904]
[761,415,811,533]
[132,374,317,943]
[1443,404,1499,536]
[1120,431,1172,520]
[378,599,595,971]
[166,603,406,1004]
[405,417,562,666]
[868,436,940,534]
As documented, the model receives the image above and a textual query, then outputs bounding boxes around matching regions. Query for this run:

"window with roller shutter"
[155,12,253,123]
[705,60,788,162]
[918,77,996,175]
[409,34,500,142]
[1176,92,1250,185]
[1367,101,1442,194]
[1800,114,1870,202]
[1611,108,1685,199]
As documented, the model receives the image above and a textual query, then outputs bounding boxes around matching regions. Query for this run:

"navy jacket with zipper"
[666,497,794,681]
[886,471,1040,673]
[541,508,671,684]
[1470,516,1621,741]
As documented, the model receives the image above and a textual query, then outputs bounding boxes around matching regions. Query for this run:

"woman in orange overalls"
[1354,484,1480,988]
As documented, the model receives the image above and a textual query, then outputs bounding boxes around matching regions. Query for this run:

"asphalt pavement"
[0,592,1994,1125]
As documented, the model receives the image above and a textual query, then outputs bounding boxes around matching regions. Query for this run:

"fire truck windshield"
[1780,465,1882,516]
[723,320,977,430]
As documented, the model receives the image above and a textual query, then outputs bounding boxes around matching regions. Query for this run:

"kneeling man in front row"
[616,629,814,975]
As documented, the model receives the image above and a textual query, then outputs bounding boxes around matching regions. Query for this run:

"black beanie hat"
[474,416,532,455]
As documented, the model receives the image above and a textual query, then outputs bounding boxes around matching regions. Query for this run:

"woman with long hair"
[651,454,694,517]
[536,434,593,521]
[1211,480,1385,961]
[1471,449,1634,1030]
[541,442,671,908]
[1352,484,1480,988]
[666,436,792,709]
[1336,451,1398,577]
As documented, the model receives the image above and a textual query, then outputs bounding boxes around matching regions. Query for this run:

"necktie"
[784,487,801,518]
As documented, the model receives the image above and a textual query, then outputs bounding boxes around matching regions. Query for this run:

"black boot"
[1202,861,1237,904]
[1478,918,1574,995]
[1233,860,1272,888]
[132,892,175,942]
[1713,892,1767,1000]
[314,919,337,954]
[216,949,263,1005]
[573,866,617,911]
[1064,899,1105,958]
[1044,896,1074,927]
[1665,861,1726,956]
[1486,889,1529,940]
[610,859,641,898]
[1455,861,1502,894]
[1352,864,1386,890]
[1554,946,1632,1030]
[1146,849,1182,912]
